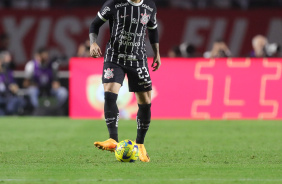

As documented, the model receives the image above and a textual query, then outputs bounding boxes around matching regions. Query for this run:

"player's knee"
[140,98,151,104]
[104,92,118,101]
[104,83,120,94]
[136,91,151,104]
[104,89,118,94]
[104,92,118,113]
[138,95,151,104]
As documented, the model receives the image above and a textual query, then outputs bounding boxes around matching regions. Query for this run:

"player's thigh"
[102,62,125,94]
[135,91,152,104]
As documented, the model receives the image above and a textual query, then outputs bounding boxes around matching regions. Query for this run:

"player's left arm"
[147,5,161,71]
[150,42,160,71]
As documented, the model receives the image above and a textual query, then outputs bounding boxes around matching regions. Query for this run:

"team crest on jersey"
[140,13,150,25]
[104,68,114,79]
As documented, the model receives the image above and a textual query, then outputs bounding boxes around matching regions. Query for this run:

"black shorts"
[102,62,152,92]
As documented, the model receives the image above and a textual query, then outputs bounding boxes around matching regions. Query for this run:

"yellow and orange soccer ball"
[115,140,139,162]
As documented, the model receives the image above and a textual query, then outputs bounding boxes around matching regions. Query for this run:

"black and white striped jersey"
[97,0,158,67]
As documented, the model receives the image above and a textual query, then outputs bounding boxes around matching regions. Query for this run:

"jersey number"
[137,67,149,79]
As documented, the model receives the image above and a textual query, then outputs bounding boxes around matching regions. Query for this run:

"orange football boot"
[94,138,117,152]
[137,144,150,162]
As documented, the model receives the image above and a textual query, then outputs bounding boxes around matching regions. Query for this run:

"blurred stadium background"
[0,0,282,118]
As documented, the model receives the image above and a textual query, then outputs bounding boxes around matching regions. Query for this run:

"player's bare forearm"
[152,43,160,56]
[151,43,161,71]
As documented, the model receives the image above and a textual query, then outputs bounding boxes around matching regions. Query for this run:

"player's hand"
[152,54,161,71]
[90,43,102,58]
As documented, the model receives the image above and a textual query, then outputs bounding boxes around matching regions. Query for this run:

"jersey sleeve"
[97,0,115,22]
[147,4,158,30]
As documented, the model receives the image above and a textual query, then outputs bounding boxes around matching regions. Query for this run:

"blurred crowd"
[168,35,280,58]
[0,0,282,9]
[0,33,68,116]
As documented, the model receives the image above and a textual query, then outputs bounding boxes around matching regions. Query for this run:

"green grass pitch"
[0,118,281,184]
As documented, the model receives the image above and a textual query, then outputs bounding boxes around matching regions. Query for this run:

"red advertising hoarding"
[0,9,282,65]
[70,58,282,120]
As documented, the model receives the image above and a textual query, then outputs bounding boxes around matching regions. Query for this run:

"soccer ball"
[115,140,139,162]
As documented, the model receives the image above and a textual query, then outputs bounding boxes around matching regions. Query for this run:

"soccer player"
[90,0,161,162]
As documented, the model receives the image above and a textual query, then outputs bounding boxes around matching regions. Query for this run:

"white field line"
[1,178,282,182]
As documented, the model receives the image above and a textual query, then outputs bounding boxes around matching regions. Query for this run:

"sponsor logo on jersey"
[118,30,142,47]
[101,7,110,16]
[140,13,150,25]
[120,30,142,37]
[127,55,138,61]
[104,68,114,79]
[119,40,141,47]
[118,54,138,61]
[118,54,126,59]
[120,35,131,40]
[142,4,153,12]
[115,2,129,9]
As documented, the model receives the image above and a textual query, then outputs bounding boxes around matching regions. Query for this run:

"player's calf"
[136,104,151,144]
[104,92,119,142]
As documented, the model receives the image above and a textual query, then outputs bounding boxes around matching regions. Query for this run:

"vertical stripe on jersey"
[124,6,133,66]
[138,24,145,66]
[136,10,146,66]
[132,6,140,68]
[105,16,115,62]
[142,25,147,66]
[105,42,110,62]
[117,7,127,65]
[110,10,120,62]
[139,9,146,66]
[143,10,147,66]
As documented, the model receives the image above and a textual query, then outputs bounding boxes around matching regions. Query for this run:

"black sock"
[136,104,151,144]
[104,92,119,142]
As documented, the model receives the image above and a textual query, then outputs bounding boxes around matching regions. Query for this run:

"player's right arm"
[89,28,103,58]
[89,0,114,58]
